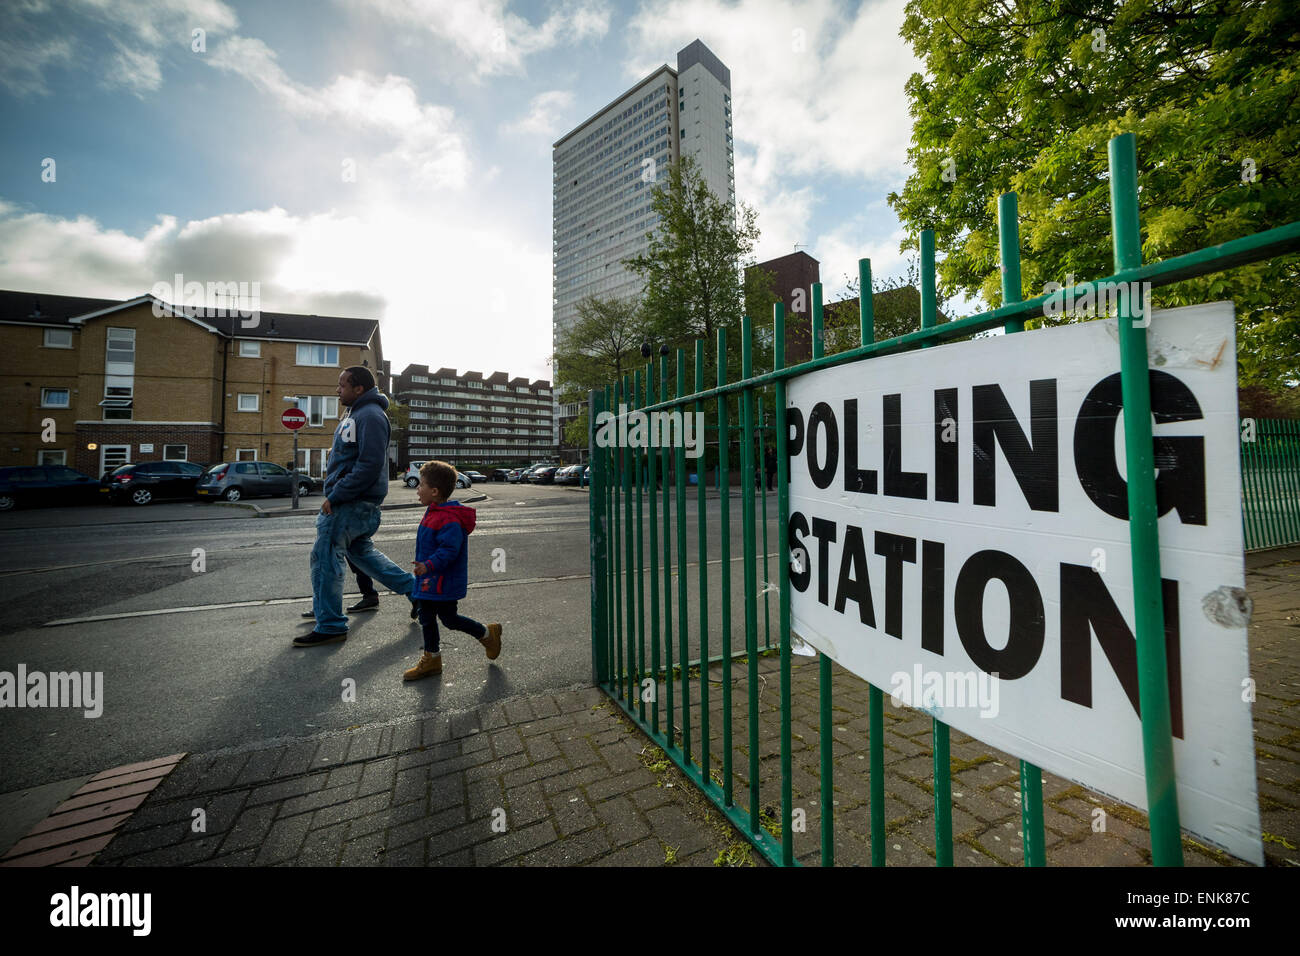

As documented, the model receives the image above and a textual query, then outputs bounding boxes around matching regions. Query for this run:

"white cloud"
[503,90,575,137]
[105,41,162,96]
[626,0,916,183]
[210,36,473,189]
[340,0,611,79]
[0,188,557,380]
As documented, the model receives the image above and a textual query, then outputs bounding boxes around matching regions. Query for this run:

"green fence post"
[740,316,761,833]
[919,228,954,867]
[999,191,1047,868]
[676,348,690,765]
[635,368,646,723]
[759,391,771,651]
[612,380,624,702]
[1109,131,1183,867]
[662,360,675,751]
[647,361,661,733]
[773,302,795,867]
[589,388,608,686]
[718,328,734,807]
[623,373,636,708]
[858,258,886,867]
[809,285,834,866]
[696,339,711,783]
[605,385,615,688]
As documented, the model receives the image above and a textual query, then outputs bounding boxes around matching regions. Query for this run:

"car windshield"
[204,464,231,475]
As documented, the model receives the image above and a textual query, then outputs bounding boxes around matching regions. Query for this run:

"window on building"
[296,344,339,367]
[238,340,261,357]
[295,395,339,426]
[100,398,132,421]
[37,450,66,465]
[237,393,260,412]
[40,387,69,408]
[43,328,73,348]
[440,377,457,385]
[468,381,483,388]
[163,444,188,461]
[236,449,258,461]
[412,375,428,383]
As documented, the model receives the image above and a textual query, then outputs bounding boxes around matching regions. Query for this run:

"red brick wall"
[74,424,220,476]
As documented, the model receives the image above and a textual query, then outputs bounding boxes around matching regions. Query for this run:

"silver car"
[195,462,317,502]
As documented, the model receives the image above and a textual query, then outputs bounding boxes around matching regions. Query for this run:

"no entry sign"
[281,408,307,430]
[786,302,1261,863]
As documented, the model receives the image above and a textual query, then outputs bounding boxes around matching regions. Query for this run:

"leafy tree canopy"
[887,0,1299,395]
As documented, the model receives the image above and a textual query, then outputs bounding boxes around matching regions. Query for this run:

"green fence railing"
[1241,418,1300,551]
[587,132,1300,867]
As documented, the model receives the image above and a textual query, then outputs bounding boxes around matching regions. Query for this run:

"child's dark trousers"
[417,600,485,654]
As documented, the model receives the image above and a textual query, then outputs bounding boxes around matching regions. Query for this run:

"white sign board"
[786,302,1261,864]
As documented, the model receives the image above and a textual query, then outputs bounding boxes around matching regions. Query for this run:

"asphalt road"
[0,480,784,794]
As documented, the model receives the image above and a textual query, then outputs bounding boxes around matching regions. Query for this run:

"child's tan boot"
[481,623,502,660]
[403,651,442,681]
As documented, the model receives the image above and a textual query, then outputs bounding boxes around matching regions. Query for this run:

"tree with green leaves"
[625,154,761,360]
[887,0,1299,406]
[553,294,647,447]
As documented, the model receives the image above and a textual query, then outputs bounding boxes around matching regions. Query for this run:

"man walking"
[295,366,414,647]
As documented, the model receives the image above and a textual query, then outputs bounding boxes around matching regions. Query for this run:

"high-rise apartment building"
[552,39,735,446]
[390,365,554,467]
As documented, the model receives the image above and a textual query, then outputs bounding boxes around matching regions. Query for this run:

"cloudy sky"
[0,0,922,381]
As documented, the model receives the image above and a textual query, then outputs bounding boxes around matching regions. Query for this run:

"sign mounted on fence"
[786,302,1262,864]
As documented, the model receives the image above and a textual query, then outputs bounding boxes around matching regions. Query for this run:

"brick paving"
[91,688,758,868]
[629,546,1300,867]
[44,547,1300,868]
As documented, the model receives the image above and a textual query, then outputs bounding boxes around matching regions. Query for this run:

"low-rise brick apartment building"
[389,365,555,469]
[1,290,385,477]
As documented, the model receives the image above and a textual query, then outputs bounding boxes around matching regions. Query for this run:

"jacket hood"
[431,501,476,534]
[349,388,389,412]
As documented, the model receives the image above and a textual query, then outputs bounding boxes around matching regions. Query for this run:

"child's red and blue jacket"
[413,500,476,601]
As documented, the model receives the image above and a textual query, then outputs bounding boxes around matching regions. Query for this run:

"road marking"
[39,553,785,628]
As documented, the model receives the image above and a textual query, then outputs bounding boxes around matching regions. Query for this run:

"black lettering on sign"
[834,525,875,625]
[883,394,927,499]
[1059,564,1183,738]
[873,531,917,638]
[972,380,1059,511]
[843,399,878,495]
[787,406,805,478]
[921,540,945,655]
[1073,370,1206,525]
[789,511,810,593]
[934,388,959,503]
[953,550,1045,680]
[807,402,838,490]
[810,516,837,605]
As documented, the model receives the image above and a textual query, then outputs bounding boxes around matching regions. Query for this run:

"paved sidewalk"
[89,688,759,867]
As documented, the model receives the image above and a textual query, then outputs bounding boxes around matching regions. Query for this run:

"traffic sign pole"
[292,431,299,510]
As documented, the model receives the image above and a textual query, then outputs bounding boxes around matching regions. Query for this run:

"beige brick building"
[1,290,385,477]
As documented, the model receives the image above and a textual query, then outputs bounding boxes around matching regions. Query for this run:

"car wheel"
[0,494,14,511]
[297,482,311,498]
[406,477,418,488]
[130,488,153,505]
[223,487,242,502]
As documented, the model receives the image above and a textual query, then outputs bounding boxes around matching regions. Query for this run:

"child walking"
[404,461,502,681]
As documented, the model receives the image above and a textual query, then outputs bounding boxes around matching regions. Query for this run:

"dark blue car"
[0,465,102,511]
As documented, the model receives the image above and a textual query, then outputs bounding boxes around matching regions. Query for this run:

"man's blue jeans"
[310,500,414,634]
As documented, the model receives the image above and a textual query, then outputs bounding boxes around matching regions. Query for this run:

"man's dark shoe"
[301,610,315,619]
[293,630,347,647]
[348,595,380,613]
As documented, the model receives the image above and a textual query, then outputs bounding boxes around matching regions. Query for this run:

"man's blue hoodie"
[322,388,391,505]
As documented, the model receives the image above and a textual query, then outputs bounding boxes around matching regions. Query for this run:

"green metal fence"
[1241,418,1300,550]
[587,132,1300,867]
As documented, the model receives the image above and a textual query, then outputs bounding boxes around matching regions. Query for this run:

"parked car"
[456,471,472,489]
[0,464,102,511]
[506,469,524,483]
[555,464,583,485]
[464,470,487,483]
[103,460,208,505]
[489,469,510,482]
[195,462,318,502]
[403,461,427,488]
[528,466,558,484]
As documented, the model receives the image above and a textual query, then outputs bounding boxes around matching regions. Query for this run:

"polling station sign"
[786,302,1262,864]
